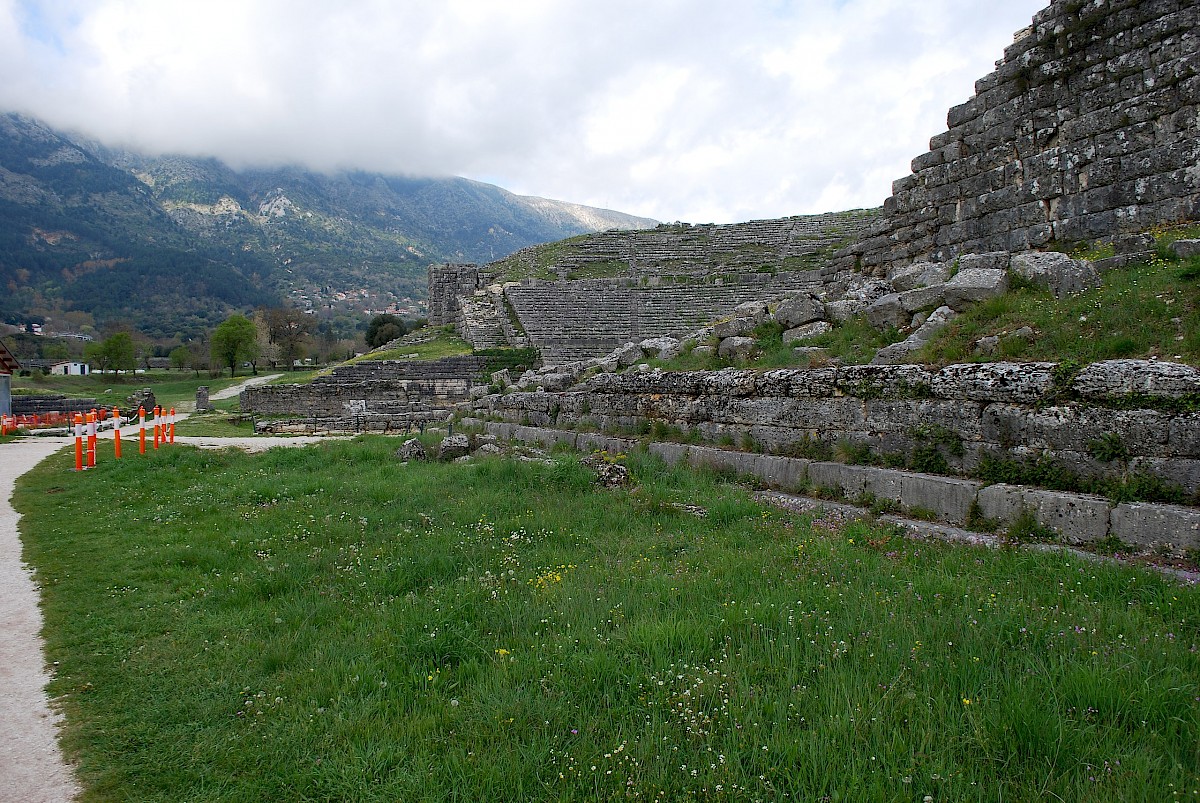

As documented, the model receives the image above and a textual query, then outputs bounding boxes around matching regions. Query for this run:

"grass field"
[12,372,249,410]
[12,437,1199,801]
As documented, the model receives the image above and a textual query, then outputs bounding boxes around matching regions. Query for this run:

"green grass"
[347,326,473,364]
[13,439,1200,801]
[918,252,1200,367]
[12,372,250,410]
[171,413,259,437]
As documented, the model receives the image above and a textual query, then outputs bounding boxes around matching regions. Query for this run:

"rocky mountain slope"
[0,112,654,340]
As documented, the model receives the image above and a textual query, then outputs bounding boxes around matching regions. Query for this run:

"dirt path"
[0,438,82,803]
[0,373,310,802]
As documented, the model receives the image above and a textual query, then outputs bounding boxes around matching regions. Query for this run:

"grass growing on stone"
[348,326,473,363]
[917,253,1200,367]
[14,439,1200,801]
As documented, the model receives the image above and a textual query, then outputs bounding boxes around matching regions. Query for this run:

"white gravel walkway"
[0,373,321,801]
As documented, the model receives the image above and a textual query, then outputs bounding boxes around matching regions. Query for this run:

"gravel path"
[0,373,307,802]
[0,438,82,803]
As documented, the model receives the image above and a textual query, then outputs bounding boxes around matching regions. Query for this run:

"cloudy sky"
[0,0,1047,224]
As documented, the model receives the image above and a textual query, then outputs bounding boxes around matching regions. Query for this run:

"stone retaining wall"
[847,0,1200,271]
[464,419,1200,557]
[471,360,1200,499]
[241,356,488,424]
[12,394,99,416]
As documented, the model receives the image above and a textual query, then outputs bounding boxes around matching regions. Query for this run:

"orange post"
[113,407,122,459]
[153,406,161,450]
[138,406,146,455]
[74,413,84,471]
[169,407,176,444]
[86,411,97,468]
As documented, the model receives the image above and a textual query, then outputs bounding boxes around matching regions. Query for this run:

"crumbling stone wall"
[472,360,1200,497]
[242,356,488,427]
[848,0,1200,271]
[428,264,482,327]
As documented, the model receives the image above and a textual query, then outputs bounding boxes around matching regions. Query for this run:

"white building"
[49,361,90,376]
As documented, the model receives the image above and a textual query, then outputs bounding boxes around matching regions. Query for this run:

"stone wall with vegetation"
[471,359,1200,503]
[241,357,489,424]
[847,0,1200,272]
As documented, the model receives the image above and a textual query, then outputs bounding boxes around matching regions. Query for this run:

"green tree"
[168,345,191,372]
[365,314,408,349]
[210,314,259,377]
[85,332,136,374]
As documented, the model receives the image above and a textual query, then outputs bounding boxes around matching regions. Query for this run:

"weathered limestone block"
[982,405,1170,457]
[943,268,1009,310]
[491,368,512,387]
[733,300,770,324]
[699,369,759,397]
[614,342,644,367]
[889,261,952,291]
[713,318,759,339]
[1070,360,1200,400]
[825,299,867,322]
[898,284,947,312]
[775,294,826,328]
[865,293,910,329]
[976,484,1111,544]
[718,336,759,360]
[395,438,427,461]
[931,362,1057,404]
[782,321,832,343]
[955,252,1011,272]
[639,337,682,360]
[1009,252,1100,297]
[438,434,471,461]
[1109,502,1200,552]
[538,373,578,392]
[862,399,985,441]
[837,364,933,398]
[1170,239,1200,259]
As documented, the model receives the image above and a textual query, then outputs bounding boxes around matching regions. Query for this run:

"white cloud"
[0,0,1049,223]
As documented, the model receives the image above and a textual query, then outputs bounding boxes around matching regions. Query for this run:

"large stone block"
[1109,502,1200,553]
[775,294,826,328]
[865,293,910,329]
[1010,251,1100,297]
[837,365,934,398]
[976,484,1112,544]
[943,268,1010,310]
[931,362,1057,403]
[1070,360,1200,400]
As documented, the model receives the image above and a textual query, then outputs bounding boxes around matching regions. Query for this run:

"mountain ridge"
[0,111,656,341]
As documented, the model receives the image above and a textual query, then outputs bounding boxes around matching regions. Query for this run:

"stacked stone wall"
[241,357,488,424]
[12,394,99,416]
[428,264,482,327]
[504,270,834,362]
[472,361,1200,499]
[848,0,1200,271]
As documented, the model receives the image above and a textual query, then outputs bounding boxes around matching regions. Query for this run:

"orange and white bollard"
[153,406,161,450]
[86,411,97,468]
[74,413,84,471]
[169,407,176,444]
[112,407,122,459]
[138,406,146,455]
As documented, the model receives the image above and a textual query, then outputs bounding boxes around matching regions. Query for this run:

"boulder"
[898,284,947,312]
[865,293,910,329]
[732,300,770,324]
[613,342,645,367]
[713,317,758,339]
[717,336,758,360]
[1170,239,1200,259]
[580,454,633,489]
[782,321,832,343]
[775,294,825,328]
[395,438,427,461]
[842,276,893,304]
[691,345,717,358]
[639,337,683,360]
[474,443,504,457]
[825,299,866,322]
[1010,252,1099,297]
[889,261,953,291]
[943,268,1009,310]
[437,434,471,461]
